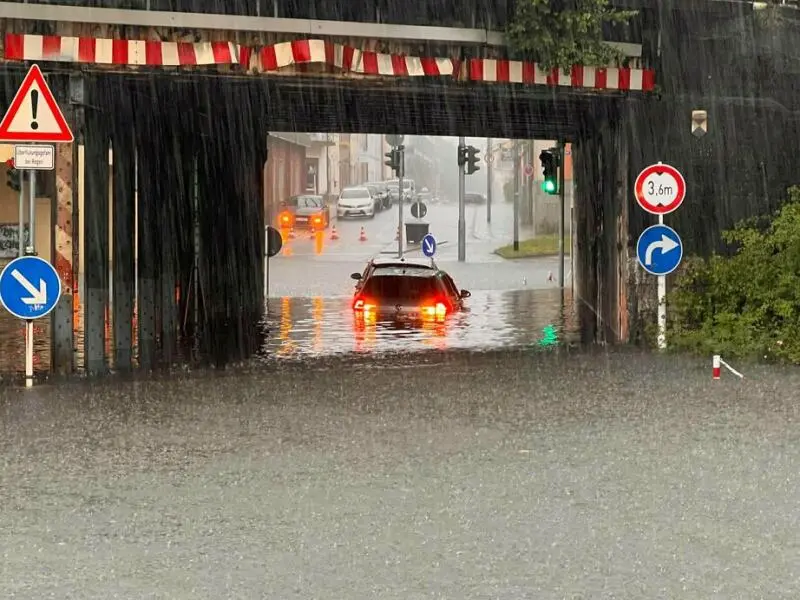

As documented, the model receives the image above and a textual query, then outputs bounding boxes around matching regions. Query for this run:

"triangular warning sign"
[0,64,74,143]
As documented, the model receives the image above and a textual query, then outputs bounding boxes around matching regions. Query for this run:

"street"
[1,349,797,598]
[267,197,568,296]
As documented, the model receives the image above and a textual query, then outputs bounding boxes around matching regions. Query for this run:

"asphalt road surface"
[1,348,798,599]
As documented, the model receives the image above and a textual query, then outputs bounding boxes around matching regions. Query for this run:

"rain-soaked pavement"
[1,348,798,598]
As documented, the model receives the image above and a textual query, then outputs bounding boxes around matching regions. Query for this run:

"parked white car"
[337,186,375,219]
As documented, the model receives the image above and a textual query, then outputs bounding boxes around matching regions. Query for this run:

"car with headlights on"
[277,194,330,230]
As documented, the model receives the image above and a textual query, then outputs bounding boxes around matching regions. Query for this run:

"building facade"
[305,133,340,203]
[264,133,310,222]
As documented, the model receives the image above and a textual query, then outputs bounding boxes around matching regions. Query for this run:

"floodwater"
[1,349,798,598]
[0,286,578,380]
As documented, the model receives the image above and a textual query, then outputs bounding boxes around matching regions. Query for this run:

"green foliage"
[669,186,800,363]
[507,0,637,70]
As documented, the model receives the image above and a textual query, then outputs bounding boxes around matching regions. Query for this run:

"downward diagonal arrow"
[11,269,47,305]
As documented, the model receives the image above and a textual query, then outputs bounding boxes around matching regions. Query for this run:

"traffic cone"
[287,228,296,240]
[359,227,367,242]
[330,225,339,241]
[547,271,554,282]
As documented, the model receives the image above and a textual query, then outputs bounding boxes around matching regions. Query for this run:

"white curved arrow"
[645,235,679,266]
[11,269,47,305]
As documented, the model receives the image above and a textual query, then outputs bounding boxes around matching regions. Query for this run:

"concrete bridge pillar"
[82,93,110,376]
[51,75,77,376]
[193,82,267,365]
[109,93,136,372]
[573,107,631,344]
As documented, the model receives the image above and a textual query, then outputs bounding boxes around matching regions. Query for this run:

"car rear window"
[294,196,321,208]
[362,274,443,301]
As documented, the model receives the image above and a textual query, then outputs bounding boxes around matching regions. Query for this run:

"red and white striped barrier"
[712,355,744,380]
[3,34,657,93]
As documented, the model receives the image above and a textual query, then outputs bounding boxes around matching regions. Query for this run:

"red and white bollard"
[712,354,744,380]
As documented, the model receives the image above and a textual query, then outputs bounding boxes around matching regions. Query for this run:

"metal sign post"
[558,140,566,289]
[633,162,687,350]
[0,63,73,387]
[25,167,35,386]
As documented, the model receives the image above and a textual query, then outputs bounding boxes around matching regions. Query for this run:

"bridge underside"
[0,66,634,374]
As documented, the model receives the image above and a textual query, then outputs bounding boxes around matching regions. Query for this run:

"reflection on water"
[260,288,578,359]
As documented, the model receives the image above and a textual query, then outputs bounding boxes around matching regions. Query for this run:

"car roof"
[369,256,433,269]
[370,267,439,278]
[341,186,370,192]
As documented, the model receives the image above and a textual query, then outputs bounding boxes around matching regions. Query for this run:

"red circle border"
[634,163,686,215]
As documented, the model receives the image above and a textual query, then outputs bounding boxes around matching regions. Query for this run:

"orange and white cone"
[547,271,554,282]
[359,227,367,242]
[287,228,296,240]
[330,225,339,241]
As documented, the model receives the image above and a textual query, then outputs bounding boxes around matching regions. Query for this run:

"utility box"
[405,221,429,245]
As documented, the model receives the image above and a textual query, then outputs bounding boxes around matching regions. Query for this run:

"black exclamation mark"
[30,90,39,130]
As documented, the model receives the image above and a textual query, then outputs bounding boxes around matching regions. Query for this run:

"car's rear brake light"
[422,301,447,318]
[353,298,375,311]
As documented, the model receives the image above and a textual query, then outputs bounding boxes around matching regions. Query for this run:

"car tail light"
[422,301,447,319]
[353,297,375,312]
[279,211,293,227]
[312,215,323,227]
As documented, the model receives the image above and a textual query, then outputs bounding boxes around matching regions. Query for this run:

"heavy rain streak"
[1,0,799,597]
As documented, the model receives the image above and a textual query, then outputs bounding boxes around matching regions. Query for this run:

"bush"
[669,186,800,363]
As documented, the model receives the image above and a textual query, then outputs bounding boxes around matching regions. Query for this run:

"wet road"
[1,349,798,598]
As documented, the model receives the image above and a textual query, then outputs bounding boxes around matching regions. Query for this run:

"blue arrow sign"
[0,256,63,320]
[636,224,683,276]
[421,233,437,257]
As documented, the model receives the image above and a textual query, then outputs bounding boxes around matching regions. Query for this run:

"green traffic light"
[542,179,556,194]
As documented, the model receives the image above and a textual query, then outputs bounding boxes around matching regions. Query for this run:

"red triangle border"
[0,64,74,143]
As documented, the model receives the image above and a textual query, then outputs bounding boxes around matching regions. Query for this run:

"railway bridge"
[0,0,791,375]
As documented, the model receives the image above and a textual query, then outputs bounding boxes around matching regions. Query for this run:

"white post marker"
[634,162,687,350]
[712,355,744,380]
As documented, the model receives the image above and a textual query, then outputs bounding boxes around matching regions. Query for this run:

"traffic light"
[457,145,481,175]
[5,159,21,192]
[539,149,559,195]
[465,146,480,175]
[384,147,403,176]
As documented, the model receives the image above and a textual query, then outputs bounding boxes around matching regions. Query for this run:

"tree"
[507,0,637,70]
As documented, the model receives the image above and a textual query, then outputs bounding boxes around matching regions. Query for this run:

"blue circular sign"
[0,255,63,320]
[421,233,437,258]
[636,224,683,276]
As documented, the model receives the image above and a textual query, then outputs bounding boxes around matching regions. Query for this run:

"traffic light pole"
[558,140,566,289]
[513,140,520,252]
[458,137,466,262]
[486,137,492,224]
[397,145,404,258]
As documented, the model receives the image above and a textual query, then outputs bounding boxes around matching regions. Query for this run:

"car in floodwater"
[278,194,330,229]
[351,258,470,323]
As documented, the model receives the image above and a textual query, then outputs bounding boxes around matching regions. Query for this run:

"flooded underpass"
[261,287,578,360]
